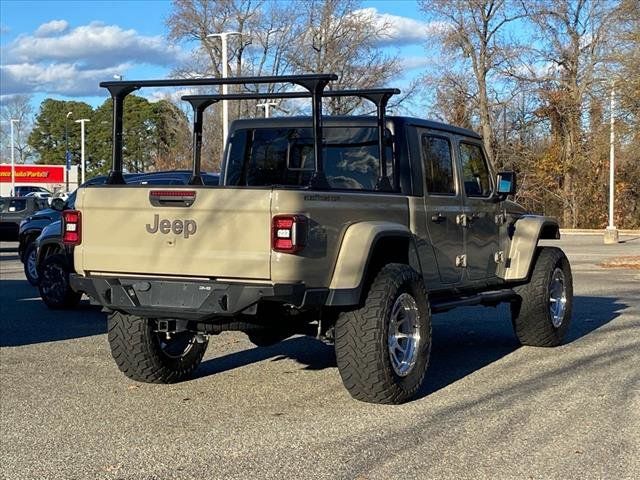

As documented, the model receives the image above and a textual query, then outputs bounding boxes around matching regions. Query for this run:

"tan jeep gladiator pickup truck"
[68,74,572,404]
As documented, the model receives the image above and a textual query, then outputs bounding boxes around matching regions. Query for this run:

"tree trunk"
[477,72,494,163]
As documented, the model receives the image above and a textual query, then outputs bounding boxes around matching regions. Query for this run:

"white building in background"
[0,164,78,197]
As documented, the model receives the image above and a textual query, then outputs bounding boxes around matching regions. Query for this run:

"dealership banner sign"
[0,165,65,183]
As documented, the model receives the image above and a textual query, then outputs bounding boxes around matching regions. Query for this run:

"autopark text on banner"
[0,164,65,183]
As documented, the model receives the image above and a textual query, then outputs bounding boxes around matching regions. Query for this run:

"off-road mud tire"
[511,247,573,347]
[107,312,208,383]
[334,263,431,404]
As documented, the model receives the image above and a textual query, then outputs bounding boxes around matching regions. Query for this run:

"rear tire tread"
[107,312,207,384]
[335,263,431,404]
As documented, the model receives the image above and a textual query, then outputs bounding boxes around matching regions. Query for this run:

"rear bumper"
[70,274,328,320]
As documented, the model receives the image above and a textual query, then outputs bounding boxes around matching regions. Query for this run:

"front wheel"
[511,247,573,347]
[334,263,431,404]
[23,242,39,286]
[107,312,208,383]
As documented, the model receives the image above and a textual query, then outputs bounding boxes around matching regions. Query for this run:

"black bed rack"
[99,74,399,189]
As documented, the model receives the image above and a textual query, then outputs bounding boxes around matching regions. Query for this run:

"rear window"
[224,127,394,191]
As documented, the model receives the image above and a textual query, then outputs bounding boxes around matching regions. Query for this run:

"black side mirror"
[51,198,66,211]
[496,171,516,197]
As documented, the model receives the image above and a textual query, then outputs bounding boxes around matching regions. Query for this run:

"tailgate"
[75,187,272,279]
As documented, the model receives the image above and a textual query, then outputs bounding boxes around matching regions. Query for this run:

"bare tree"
[427,72,475,129]
[286,0,399,114]
[166,0,404,167]
[1,95,34,163]
[512,0,615,227]
[420,0,524,163]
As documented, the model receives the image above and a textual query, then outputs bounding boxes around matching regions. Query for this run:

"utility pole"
[75,119,90,185]
[65,111,73,192]
[257,101,278,118]
[9,119,19,196]
[604,83,619,244]
[206,32,242,148]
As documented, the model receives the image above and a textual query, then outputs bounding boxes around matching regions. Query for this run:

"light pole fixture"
[9,119,19,196]
[114,74,123,81]
[604,82,619,244]
[75,119,90,185]
[206,31,242,148]
[257,101,278,118]
[65,111,73,192]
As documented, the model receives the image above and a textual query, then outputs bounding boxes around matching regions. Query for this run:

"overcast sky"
[0,0,438,107]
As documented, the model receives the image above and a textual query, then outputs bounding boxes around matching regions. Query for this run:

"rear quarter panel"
[271,190,410,287]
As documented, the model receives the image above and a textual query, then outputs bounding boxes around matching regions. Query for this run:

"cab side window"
[459,142,491,197]
[421,135,455,195]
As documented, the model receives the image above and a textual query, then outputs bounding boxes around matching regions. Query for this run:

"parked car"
[25,191,53,204]
[0,196,49,243]
[13,185,51,197]
[35,219,81,309]
[34,170,219,307]
[19,170,219,285]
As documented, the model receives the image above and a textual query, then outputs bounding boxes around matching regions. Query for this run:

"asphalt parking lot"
[1,234,639,480]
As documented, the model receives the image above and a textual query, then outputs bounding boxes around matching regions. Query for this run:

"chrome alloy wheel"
[549,268,567,328]
[387,293,421,377]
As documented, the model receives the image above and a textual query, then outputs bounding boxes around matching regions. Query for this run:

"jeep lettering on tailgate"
[145,214,197,238]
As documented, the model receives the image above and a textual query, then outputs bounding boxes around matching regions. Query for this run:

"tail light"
[62,210,81,245]
[272,215,307,253]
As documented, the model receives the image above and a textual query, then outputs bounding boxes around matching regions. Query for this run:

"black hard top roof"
[230,115,481,139]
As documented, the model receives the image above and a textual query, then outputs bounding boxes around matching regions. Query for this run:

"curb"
[559,229,640,235]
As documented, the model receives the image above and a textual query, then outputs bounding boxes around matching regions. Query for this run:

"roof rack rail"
[99,74,399,191]
[181,89,400,189]
[100,74,336,186]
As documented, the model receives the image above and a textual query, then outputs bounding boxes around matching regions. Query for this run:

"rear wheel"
[511,247,573,347]
[23,242,39,286]
[38,254,82,309]
[334,263,431,404]
[107,312,208,383]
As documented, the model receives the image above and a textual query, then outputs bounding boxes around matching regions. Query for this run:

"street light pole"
[65,111,73,192]
[10,119,19,196]
[604,83,619,244]
[206,32,241,148]
[75,119,90,185]
[257,101,278,118]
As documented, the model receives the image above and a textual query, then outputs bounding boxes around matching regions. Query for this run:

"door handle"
[431,213,446,223]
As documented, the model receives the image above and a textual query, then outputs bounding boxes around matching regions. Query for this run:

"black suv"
[0,196,49,242]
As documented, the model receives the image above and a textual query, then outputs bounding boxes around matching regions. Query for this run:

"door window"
[421,135,455,195]
[459,143,492,197]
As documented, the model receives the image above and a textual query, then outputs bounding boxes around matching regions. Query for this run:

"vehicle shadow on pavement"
[194,295,626,398]
[195,336,335,378]
[0,280,105,347]
[415,295,626,399]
